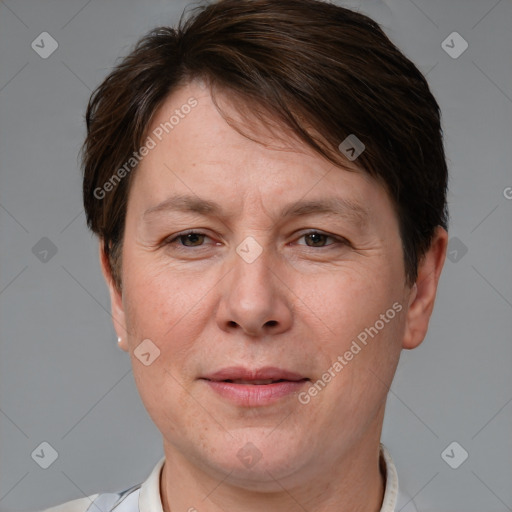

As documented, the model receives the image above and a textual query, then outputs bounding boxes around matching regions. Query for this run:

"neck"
[160,436,386,512]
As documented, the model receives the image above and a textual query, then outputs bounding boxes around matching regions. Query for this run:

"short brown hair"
[82,0,448,291]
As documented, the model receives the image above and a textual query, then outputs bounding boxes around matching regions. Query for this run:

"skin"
[100,80,447,512]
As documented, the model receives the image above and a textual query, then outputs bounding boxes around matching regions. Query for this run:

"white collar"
[138,456,164,512]
[139,443,404,512]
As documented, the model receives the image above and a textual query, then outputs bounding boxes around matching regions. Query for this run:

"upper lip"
[202,366,308,382]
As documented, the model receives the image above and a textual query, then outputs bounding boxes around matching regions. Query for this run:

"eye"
[164,230,214,249]
[163,229,348,251]
[296,230,346,248]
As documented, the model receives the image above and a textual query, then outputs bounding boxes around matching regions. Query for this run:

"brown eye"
[304,232,330,247]
[297,230,343,248]
[178,232,206,247]
[164,231,213,250]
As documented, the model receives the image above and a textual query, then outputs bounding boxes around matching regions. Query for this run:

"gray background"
[1,0,511,510]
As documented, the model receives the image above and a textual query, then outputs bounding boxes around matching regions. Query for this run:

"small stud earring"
[117,336,122,344]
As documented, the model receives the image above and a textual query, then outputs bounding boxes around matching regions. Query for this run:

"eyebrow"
[143,193,369,227]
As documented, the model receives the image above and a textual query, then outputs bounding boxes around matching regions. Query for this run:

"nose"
[215,241,293,338]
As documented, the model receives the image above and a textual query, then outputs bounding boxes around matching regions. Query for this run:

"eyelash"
[163,229,349,251]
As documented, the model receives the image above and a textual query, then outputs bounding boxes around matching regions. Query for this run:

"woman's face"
[105,80,415,488]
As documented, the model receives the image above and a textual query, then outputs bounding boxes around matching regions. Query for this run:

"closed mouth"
[217,379,308,385]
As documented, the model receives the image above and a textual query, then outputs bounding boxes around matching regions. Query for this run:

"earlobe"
[98,241,129,352]
[402,227,448,350]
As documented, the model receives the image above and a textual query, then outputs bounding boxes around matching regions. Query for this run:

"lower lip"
[203,379,309,406]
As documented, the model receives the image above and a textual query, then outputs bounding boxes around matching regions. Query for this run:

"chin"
[220,459,303,492]
[205,431,310,488]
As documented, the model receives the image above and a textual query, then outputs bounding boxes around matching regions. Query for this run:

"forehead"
[143,80,359,174]
[130,81,394,227]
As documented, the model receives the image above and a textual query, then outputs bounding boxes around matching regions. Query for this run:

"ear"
[402,226,448,350]
[99,240,129,352]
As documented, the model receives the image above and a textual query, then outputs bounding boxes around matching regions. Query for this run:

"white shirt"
[42,444,417,512]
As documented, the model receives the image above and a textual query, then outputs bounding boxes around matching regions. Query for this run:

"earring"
[117,336,122,344]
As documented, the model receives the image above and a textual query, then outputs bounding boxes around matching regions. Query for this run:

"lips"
[202,366,309,384]
[226,379,282,385]
[201,367,310,406]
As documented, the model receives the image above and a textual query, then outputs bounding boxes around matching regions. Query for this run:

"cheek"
[302,266,402,342]
[123,254,216,338]
[301,268,405,399]
[121,261,217,414]
[123,265,209,433]
[130,354,201,443]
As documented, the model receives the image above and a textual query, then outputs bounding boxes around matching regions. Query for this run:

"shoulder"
[40,457,165,512]
[42,495,100,512]
[41,484,141,512]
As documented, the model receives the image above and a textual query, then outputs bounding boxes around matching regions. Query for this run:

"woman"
[44,0,448,510]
